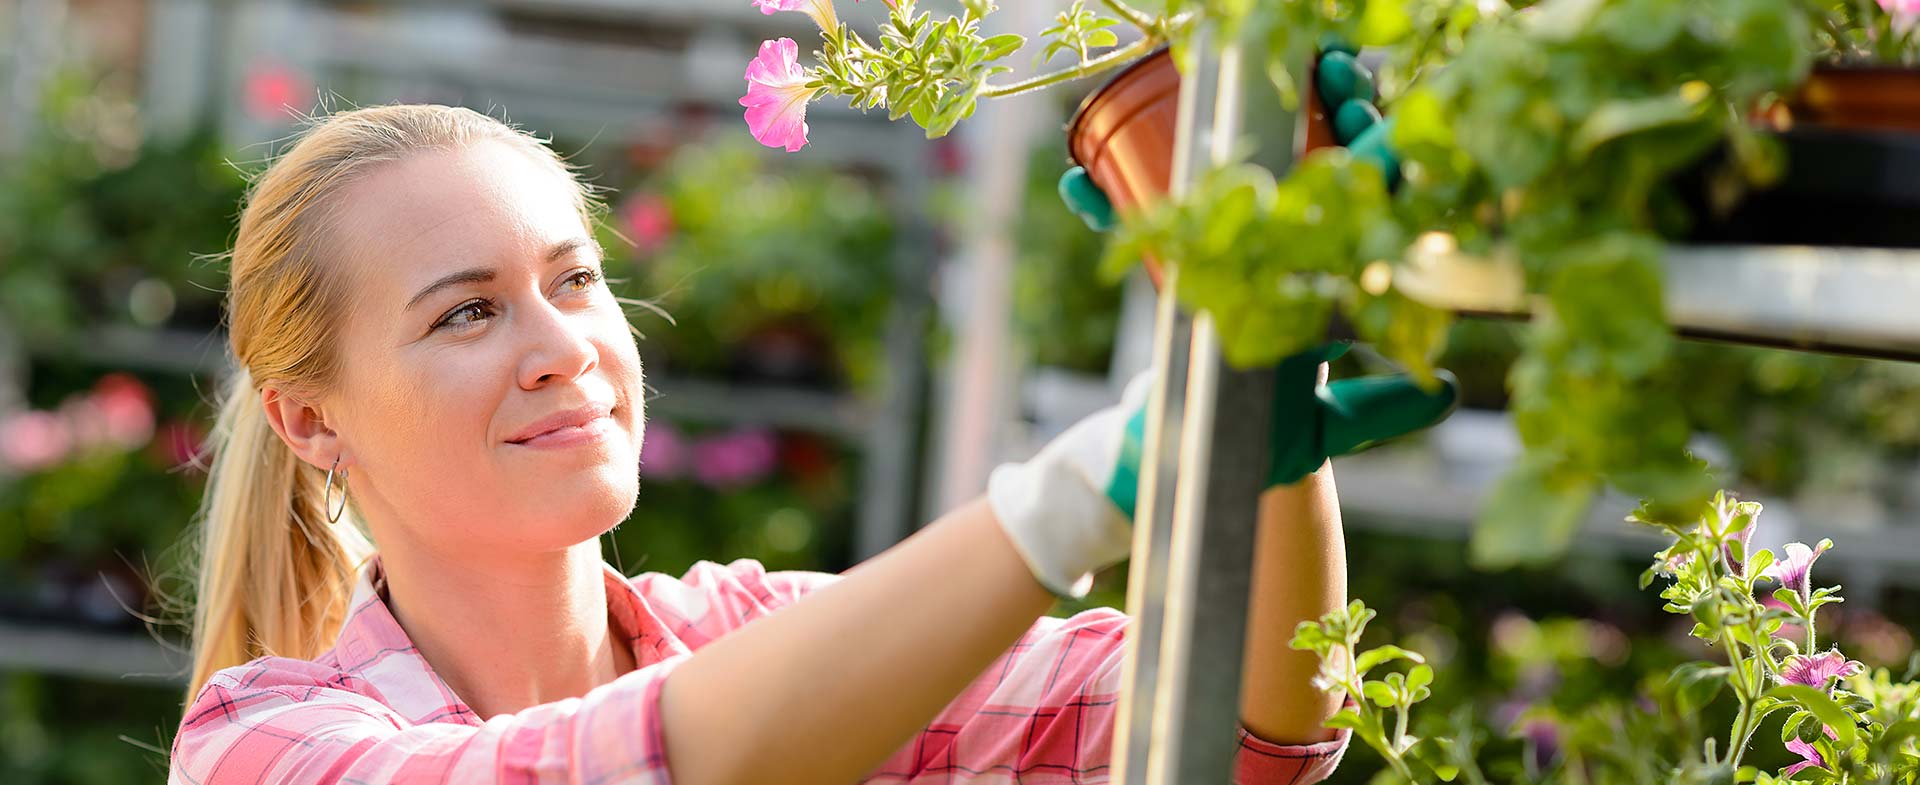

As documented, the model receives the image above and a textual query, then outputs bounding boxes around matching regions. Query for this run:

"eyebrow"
[404,237,603,312]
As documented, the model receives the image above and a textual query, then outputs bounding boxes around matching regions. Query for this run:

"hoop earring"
[324,456,349,524]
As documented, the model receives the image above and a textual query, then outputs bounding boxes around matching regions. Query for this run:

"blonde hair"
[182,103,609,703]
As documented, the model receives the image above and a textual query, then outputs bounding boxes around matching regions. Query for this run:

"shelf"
[1400,241,1920,363]
[1331,408,1920,578]
[646,376,872,440]
[0,619,185,686]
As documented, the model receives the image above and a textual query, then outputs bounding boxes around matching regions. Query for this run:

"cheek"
[357,351,503,470]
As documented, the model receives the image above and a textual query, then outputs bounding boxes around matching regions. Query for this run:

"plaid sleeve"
[859,606,1352,785]
[631,557,841,647]
[168,652,690,785]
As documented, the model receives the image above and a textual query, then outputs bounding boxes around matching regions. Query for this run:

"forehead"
[332,139,584,286]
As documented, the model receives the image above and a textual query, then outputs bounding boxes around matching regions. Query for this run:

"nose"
[516,299,599,390]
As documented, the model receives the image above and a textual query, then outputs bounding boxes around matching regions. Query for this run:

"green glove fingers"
[1059,166,1117,233]
[1334,98,1383,146]
[1348,116,1402,188]
[1315,51,1376,109]
[1317,369,1459,459]
[1267,344,1459,487]
[1315,44,1402,189]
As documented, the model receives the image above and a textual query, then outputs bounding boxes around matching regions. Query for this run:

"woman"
[167,103,1358,785]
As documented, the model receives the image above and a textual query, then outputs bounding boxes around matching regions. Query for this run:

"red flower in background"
[152,419,210,474]
[244,59,311,123]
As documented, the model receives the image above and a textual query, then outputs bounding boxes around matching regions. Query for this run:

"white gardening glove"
[987,369,1155,599]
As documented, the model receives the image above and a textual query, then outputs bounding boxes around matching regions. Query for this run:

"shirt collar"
[329,552,693,725]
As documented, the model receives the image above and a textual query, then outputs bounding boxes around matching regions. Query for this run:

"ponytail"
[184,367,373,702]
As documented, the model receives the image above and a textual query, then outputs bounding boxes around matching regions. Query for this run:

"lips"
[507,402,616,444]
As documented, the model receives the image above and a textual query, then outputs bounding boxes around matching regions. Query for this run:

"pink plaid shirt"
[171,554,1350,784]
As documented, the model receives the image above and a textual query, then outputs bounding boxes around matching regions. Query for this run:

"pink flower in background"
[692,428,779,489]
[1882,0,1920,16]
[741,38,820,153]
[91,372,156,449]
[753,0,838,32]
[640,421,689,480]
[619,194,675,255]
[0,411,73,473]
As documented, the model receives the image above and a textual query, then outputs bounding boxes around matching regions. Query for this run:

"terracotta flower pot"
[1783,64,1920,133]
[1065,48,1339,288]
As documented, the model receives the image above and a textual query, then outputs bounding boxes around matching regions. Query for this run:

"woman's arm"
[658,496,1057,785]
[1239,465,1348,745]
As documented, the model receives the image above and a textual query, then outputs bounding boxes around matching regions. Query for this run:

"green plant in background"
[597,142,897,391]
[1292,492,1920,783]
[1015,139,1124,373]
[0,69,247,344]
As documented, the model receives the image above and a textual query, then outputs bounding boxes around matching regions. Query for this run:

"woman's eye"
[435,299,494,331]
[563,268,603,292]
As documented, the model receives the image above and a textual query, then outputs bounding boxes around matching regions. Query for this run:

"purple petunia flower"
[1764,540,1832,602]
[1778,649,1866,692]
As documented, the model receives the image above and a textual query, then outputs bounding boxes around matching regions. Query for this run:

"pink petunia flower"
[1765,540,1832,603]
[740,38,821,153]
[753,0,838,33]
[1882,0,1920,17]
[1778,649,1866,692]
[1783,725,1841,777]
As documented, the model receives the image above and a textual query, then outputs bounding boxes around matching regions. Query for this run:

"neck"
[377,537,635,719]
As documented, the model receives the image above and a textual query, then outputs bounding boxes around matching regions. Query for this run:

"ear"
[262,384,346,472]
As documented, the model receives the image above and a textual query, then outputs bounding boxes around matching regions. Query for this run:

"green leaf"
[1406,663,1434,702]
[981,33,1024,61]
[1571,93,1709,159]
[1354,645,1426,677]
[1768,684,1857,748]
[1668,661,1730,716]
[1363,680,1399,708]
[1354,0,1414,46]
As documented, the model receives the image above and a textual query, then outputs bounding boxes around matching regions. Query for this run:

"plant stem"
[1807,605,1819,655]
[1098,0,1159,32]
[1718,627,1755,767]
[980,34,1160,98]
[1726,701,1757,769]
